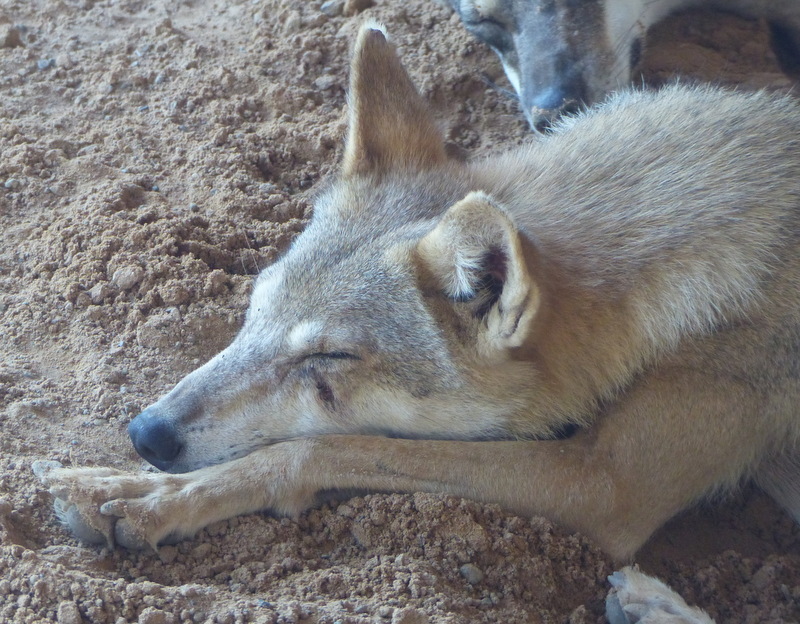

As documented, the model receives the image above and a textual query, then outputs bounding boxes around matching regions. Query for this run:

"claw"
[100,500,159,552]
[100,500,127,517]
[48,484,73,501]
[605,591,629,624]
[33,460,120,548]
[32,460,188,553]
[54,498,109,546]
[608,570,627,588]
[113,519,151,551]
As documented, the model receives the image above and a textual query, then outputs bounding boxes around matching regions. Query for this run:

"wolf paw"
[606,566,715,624]
[32,460,187,551]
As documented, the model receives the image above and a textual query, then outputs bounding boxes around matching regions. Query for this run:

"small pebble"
[37,58,56,70]
[56,600,83,624]
[1,25,24,49]
[751,564,776,591]
[112,266,144,291]
[55,53,74,69]
[391,607,428,624]
[459,563,484,584]
[89,282,113,304]
[138,607,172,624]
[320,0,344,16]
[4,178,22,190]
[314,74,338,90]
[192,542,212,559]
[283,11,301,34]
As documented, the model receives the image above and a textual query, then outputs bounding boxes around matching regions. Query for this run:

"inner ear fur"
[342,23,448,177]
[417,191,540,350]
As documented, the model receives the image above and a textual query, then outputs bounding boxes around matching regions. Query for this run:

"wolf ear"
[342,24,448,177]
[417,192,540,350]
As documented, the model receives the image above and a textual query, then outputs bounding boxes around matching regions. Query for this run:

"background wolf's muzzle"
[521,72,585,132]
[128,408,183,472]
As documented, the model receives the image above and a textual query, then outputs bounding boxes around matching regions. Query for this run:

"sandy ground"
[1,0,799,622]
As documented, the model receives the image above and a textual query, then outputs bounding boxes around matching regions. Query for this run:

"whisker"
[242,229,261,275]
[480,72,519,101]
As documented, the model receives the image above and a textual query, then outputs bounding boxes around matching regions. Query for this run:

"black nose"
[128,408,183,471]
[527,92,582,132]
[524,81,585,132]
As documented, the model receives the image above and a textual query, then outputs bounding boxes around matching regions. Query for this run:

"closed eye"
[305,352,361,361]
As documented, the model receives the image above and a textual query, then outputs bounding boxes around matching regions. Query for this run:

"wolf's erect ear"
[342,24,448,177]
[417,192,540,351]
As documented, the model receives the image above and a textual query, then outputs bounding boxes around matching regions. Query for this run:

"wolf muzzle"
[128,408,183,472]
[520,63,585,131]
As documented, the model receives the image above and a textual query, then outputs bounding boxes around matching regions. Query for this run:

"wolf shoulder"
[468,84,800,340]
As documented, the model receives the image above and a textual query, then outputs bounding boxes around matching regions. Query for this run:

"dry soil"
[1,1,799,623]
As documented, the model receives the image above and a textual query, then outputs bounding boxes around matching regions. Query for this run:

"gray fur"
[448,0,800,129]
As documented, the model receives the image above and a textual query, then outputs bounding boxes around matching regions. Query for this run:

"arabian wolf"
[447,0,800,129]
[36,22,800,623]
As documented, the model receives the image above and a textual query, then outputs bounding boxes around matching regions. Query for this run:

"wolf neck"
[511,249,660,433]
[499,199,775,437]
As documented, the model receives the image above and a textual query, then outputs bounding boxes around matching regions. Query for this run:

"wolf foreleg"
[38,366,766,559]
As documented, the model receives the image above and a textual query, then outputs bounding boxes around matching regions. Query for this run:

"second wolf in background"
[448,0,800,130]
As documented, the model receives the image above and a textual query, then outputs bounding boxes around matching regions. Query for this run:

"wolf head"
[450,0,800,130]
[448,0,650,130]
[128,25,545,473]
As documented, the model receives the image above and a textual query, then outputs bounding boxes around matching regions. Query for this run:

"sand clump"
[1,0,799,622]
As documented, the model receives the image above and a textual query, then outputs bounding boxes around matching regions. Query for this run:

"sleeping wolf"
[36,22,800,623]
[447,0,800,129]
